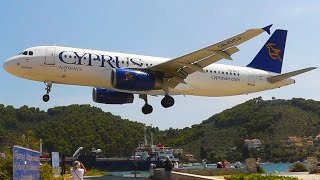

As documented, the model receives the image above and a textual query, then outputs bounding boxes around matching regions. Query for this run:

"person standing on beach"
[163,156,173,180]
[71,161,87,180]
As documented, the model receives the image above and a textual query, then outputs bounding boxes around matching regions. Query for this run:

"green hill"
[161,97,320,162]
[1,97,320,162]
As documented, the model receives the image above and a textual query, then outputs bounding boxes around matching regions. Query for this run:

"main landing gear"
[161,95,175,108]
[139,94,153,115]
[42,82,52,102]
[139,94,175,114]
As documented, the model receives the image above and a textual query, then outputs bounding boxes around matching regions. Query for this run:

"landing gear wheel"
[161,95,175,108]
[43,82,52,102]
[142,104,153,114]
[43,94,50,102]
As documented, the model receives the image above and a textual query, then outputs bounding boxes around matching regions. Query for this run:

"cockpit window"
[19,51,34,56]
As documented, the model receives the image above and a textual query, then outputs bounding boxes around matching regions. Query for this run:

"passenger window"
[222,72,224,74]
[23,51,28,55]
[214,71,216,73]
[29,51,33,55]
[226,72,228,75]
[210,70,212,73]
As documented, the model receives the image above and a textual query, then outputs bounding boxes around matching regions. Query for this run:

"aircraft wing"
[150,24,273,88]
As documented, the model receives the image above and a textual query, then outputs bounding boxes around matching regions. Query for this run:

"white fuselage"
[3,46,295,97]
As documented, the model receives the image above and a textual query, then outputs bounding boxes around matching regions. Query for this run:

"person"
[222,160,228,168]
[149,163,156,177]
[163,156,173,180]
[173,161,179,169]
[217,162,222,168]
[71,161,87,180]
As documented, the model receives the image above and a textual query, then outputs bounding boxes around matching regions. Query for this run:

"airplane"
[3,24,317,114]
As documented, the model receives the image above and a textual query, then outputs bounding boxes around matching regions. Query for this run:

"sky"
[0,1,319,130]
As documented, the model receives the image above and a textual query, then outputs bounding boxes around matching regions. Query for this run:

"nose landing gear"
[42,82,52,102]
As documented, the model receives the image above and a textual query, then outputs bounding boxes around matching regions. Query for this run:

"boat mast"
[144,125,148,146]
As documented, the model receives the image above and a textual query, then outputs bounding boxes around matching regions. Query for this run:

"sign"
[13,145,40,180]
[307,156,318,174]
[51,152,61,177]
[51,152,60,168]
[245,158,257,173]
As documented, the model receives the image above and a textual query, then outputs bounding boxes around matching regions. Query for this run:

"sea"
[107,163,304,177]
[259,163,307,173]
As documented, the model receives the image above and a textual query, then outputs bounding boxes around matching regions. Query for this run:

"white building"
[244,139,261,149]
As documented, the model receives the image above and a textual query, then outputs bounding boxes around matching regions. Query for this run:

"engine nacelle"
[111,69,163,91]
[92,88,134,104]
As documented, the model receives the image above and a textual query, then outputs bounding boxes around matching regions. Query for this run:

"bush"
[0,151,13,180]
[225,174,299,180]
[85,168,107,176]
[40,163,54,180]
[289,162,308,172]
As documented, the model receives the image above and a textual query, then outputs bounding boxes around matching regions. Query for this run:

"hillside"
[162,97,320,162]
[0,104,146,157]
[1,97,320,162]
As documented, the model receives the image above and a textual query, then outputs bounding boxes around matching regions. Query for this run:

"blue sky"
[0,1,319,130]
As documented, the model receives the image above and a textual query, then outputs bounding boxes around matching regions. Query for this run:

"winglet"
[262,24,273,35]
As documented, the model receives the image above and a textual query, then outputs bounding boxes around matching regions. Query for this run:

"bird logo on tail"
[266,43,282,62]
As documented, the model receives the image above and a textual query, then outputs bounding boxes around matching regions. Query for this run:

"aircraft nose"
[3,58,18,74]
[3,60,9,72]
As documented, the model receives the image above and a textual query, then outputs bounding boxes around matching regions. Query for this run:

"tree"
[200,145,207,160]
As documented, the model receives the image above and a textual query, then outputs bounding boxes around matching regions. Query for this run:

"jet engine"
[111,69,163,91]
[92,88,134,104]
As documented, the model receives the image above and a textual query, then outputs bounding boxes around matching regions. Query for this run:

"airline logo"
[266,43,282,62]
[125,72,133,81]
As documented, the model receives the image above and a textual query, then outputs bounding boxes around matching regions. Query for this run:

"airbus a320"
[3,25,316,114]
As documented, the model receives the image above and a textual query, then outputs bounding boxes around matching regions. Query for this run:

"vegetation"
[225,174,299,180]
[0,150,12,180]
[289,162,308,172]
[85,168,107,176]
[40,163,55,180]
[1,97,320,163]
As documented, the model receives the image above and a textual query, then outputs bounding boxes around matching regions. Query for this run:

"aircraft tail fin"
[246,29,287,73]
[267,67,317,83]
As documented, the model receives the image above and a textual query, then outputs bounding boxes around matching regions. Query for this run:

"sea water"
[108,171,150,177]
[180,162,305,173]
[259,163,305,173]
[107,163,305,177]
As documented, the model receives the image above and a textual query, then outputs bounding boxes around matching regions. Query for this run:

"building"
[244,139,262,149]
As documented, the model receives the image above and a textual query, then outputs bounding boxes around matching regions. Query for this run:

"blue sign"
[13,145,40,180]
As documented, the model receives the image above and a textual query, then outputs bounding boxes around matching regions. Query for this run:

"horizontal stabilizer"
[267,67,317,83]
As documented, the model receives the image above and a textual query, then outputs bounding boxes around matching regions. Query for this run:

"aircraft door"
[45,47,55,65]
[248,75,255,86]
